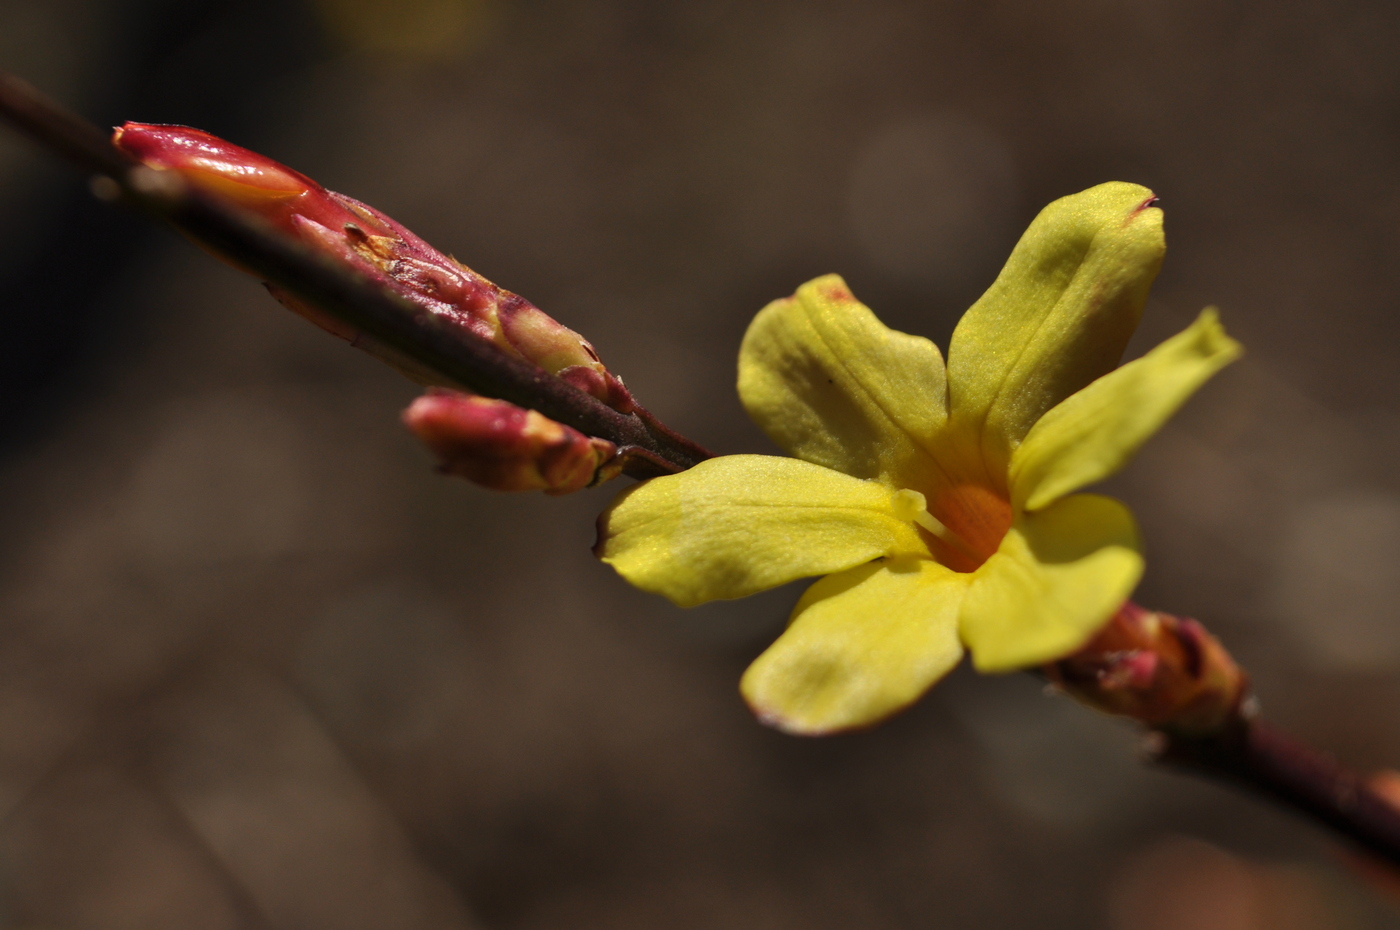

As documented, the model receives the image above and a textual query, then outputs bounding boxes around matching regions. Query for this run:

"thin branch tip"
[0,68,709,477]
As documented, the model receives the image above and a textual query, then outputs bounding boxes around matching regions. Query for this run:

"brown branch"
[0,71,709,478]
[1051,602,1400,866]
[1155,719,1400,867]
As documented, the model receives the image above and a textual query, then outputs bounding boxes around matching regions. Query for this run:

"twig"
[0,71,709,478]
[1052,603,1400,866]
[1157,720,1400,867]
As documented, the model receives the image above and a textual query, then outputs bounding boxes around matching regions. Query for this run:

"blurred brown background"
[2,0,1400,927]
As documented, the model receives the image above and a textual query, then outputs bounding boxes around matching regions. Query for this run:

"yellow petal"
[946,183,1165,484]
[596,455,931,608]
[740,557,966,735]
[738,275,948,486]
[1010,308,1242,512]
[960,493,1142,672]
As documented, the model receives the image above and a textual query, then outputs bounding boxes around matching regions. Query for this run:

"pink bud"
[1045,602,1249,736]
[403,390,618,495]
[112,123,368,235]
[113,123,634,411]
[1098,650,1159,692]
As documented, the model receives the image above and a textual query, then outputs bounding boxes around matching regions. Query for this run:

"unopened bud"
[1045,602,1249,737]
[404,389,619,495]
[112,123,633,411]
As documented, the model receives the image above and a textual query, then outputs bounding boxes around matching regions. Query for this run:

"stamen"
[892,487,981,564]
[911,508,948,536]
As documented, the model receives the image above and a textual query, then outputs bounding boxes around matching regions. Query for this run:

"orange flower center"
[923,484,1013,573]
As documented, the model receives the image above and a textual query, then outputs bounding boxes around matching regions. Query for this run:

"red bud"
[113,123,634,412]
[1045,602,1249,736]
[403,390,619,495]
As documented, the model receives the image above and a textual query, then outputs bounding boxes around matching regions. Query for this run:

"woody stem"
[1050,601,1400,865]
[1153,717,1400,866]
[0,70,710,479]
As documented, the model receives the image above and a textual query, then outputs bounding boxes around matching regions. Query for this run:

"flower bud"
[1045,602,1249,737]
[112,123,632,410]
[403,389,619,495]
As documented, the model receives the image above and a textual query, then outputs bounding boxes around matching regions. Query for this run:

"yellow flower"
[596,183,1241,735]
